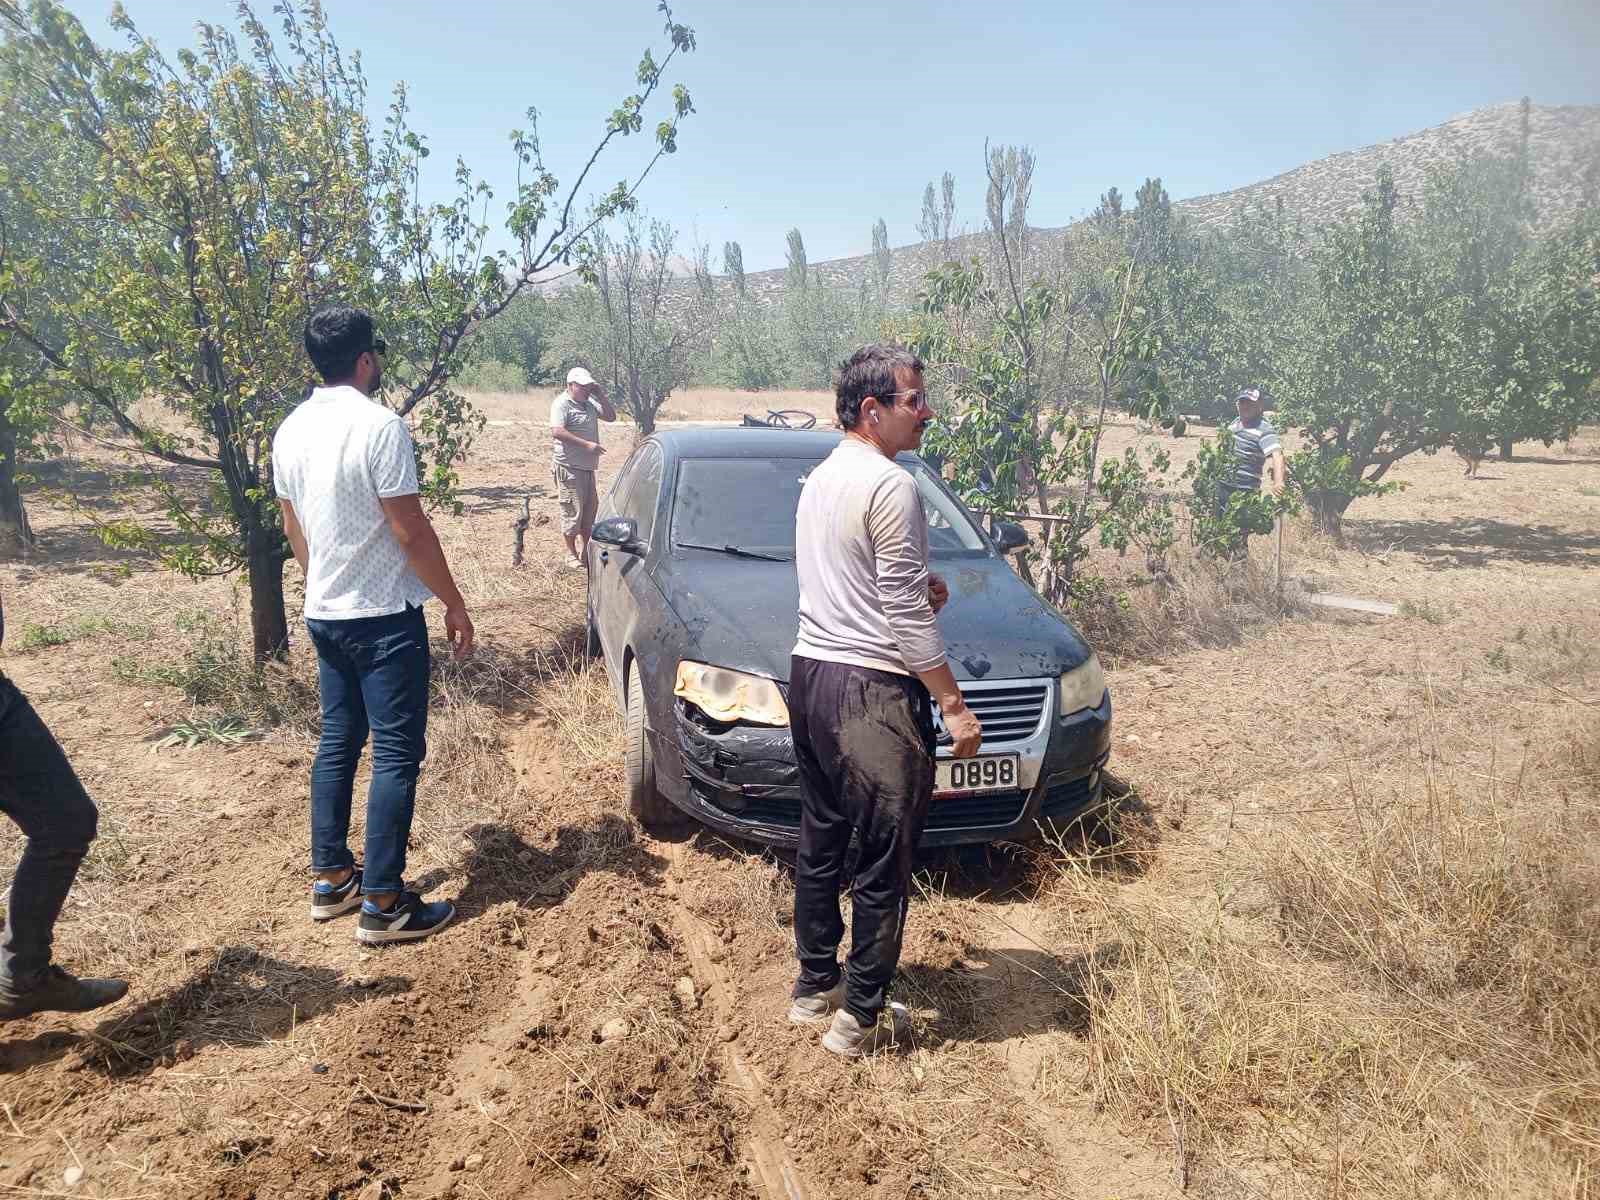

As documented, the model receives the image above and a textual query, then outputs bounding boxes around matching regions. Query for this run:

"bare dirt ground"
[1,388,1597,1199]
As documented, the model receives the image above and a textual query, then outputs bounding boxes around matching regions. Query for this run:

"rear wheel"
[625,663,683,832]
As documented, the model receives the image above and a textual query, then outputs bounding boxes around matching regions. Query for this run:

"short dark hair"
[835,343,924,430]
[304,305,376,382]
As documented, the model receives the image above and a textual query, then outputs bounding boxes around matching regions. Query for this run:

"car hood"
[653,555,1094,684]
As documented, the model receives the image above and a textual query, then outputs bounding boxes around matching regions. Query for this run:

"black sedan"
[584,427,1112,848]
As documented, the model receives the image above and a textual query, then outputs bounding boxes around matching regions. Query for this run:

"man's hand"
[445,604,475,660]
[927,573,949,614]
[591,441,606,457]
[1265,453,1286,497]
[943,702,982,758]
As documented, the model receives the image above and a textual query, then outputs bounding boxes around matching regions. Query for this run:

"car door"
[591,442,663,684]
[588,446,642,679]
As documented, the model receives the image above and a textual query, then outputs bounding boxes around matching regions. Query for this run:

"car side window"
[600,448,644,522]
[622,445,664,545]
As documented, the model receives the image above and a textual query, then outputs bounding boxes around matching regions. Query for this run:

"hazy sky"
[61,0,1600,271]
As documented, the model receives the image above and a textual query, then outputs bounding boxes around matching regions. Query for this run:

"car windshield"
[670,455,989,558]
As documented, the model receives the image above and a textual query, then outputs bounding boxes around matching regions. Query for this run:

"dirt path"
[661,842,811,1200]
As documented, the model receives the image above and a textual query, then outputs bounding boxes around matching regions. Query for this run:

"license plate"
[935,754,1020,796]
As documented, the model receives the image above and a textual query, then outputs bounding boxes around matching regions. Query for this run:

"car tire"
[625,662,683,832]
[584,605,602,659]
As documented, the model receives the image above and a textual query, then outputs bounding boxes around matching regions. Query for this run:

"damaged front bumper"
[655,688,1113,850]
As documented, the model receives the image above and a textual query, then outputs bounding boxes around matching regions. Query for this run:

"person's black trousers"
[0,674,99,996]
[789,655,935,1025]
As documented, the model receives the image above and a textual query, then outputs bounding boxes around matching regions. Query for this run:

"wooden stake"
[1274,512,1284,614]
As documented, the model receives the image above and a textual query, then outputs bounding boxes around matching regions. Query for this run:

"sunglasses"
[876,389,931,411]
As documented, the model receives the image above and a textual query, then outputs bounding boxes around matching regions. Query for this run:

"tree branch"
[0,306,222,470]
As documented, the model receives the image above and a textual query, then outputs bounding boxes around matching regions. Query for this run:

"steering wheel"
[765,409,817,430]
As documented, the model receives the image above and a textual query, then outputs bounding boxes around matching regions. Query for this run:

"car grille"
[937,682,1051,747]
[737,792,1027,832]
[1038,772,1099,819]
[926,791,1027,830]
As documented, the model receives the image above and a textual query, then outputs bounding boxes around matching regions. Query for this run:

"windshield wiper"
[676,541,792,562]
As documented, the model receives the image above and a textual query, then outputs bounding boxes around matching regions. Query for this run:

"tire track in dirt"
[661,840,812,1200]
[970,896,1186,1199]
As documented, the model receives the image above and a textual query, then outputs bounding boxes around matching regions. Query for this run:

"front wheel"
[625,663,683,832]
[584,604,602,659]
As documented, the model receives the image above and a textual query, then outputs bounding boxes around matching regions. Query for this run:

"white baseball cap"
[566,366,596,386]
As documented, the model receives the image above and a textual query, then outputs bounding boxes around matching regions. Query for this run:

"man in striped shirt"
[1217,388,1285,548]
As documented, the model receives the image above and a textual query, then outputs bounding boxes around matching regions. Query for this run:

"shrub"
[458,357,530,394]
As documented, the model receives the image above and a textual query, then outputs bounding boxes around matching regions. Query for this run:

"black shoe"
[0,966,129,1021]
[356,891,455,946]
[310,867,364,921]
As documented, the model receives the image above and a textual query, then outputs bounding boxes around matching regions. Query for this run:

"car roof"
[649,426,920,465]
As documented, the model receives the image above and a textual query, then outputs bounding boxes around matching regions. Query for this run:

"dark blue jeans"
[0,674,99,995]
[305,605,430,896]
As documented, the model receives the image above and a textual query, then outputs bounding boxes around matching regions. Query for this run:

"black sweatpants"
[789,655,935,1026]
[0,674,99,995]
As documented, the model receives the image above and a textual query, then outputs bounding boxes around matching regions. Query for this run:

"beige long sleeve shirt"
[792,438,947,677]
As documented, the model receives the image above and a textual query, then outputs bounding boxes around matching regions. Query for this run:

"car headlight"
[674,661,790,728]
[1059,654,1106,718]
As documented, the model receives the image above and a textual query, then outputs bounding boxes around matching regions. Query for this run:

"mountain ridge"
[727,101,1600,307]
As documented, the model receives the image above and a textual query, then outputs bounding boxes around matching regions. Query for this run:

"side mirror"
[993,520,1030,554]
[591,516,645,555]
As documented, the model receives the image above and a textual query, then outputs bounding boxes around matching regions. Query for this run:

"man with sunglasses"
[273,305,474,946]
[787,343,983,1056]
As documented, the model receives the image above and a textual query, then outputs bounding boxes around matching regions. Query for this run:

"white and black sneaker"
[787,979,847,1026]
[310,868,363,921]
[821,1002,912,1058]
[356,891,456,946]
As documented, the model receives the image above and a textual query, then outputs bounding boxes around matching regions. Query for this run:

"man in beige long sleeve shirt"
[786,343,982,1058]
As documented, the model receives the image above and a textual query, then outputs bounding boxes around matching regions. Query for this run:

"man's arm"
[590,388,617,423]
[279,500,309,573]
[867,477,981,757]
[551,425,605,458]
[1258,424,1286,495]
[1265,449,1286,495]
[379,494,475,659]
[915,662,981,757]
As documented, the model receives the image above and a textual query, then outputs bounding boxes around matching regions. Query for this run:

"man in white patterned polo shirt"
[274,305,474,946]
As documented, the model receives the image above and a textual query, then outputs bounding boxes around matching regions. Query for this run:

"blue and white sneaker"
[356,891,455,946]
[310,868,363,921]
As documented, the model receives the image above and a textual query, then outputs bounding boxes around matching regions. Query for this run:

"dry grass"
[1067,533,1310,667]
[532,647,624,765]
[1032,687,1600,1198]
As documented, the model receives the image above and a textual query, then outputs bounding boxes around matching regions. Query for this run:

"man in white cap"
[550,367,617,566]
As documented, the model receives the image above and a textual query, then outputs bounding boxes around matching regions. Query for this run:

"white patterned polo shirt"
[273,385,433,621]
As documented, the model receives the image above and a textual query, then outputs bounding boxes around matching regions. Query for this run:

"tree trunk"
[1498,437,1514,461]
[246,528,290,662]
[0,405,34,559]
[1307,489,1354,540]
